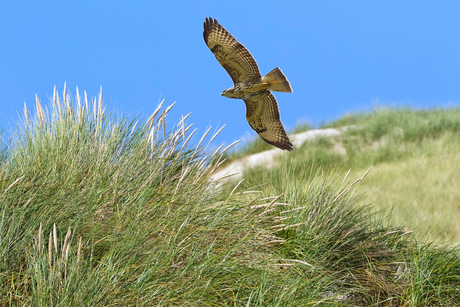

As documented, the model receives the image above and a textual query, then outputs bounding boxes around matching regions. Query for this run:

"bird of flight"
[203,17,293,151]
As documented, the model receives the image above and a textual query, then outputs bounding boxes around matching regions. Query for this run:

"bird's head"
[221,87,235,98]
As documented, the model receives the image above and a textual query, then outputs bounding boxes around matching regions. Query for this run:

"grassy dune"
[234,107,460,243]
[283,107,460,243]
[354,150,460,243]
[0,88,459,305]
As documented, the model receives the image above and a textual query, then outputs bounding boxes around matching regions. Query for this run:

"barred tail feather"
[262,67,293,93]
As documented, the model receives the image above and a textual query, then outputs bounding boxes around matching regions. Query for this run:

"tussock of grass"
[1,88,459,305]
[237,158,460,305]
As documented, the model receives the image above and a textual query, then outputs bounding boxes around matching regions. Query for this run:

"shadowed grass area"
[1,89,459,305]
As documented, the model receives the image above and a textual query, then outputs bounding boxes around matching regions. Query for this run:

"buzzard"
[203,17,293,151]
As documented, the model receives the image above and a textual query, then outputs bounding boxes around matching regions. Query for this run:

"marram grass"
[0,86,459,305]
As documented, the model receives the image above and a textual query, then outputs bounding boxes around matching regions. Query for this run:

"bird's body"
[203,17,293,151]
[221,79,269,100]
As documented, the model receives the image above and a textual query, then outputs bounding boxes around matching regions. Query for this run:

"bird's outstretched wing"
[203,17,261,84]
[244,90,293,151]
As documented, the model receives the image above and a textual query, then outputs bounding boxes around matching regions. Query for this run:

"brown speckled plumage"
[243,91,292,151]
[203,17,293,151]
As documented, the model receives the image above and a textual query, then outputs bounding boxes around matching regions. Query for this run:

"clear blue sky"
[1,1,459,150]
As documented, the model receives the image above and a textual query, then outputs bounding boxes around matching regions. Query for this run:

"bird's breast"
[228,81,270,99]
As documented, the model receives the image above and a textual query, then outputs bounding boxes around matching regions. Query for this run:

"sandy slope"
[212,127,347,182]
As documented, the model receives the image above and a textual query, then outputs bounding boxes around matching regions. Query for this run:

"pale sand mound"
[212,127,347,182]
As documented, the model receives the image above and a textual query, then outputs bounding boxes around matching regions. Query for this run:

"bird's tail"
[262,67,293,93]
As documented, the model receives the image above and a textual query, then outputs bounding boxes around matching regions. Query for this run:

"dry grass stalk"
[24,102,30,126]
[256,208,278,218]
[147,99,165,129]
[281,221,308,230]
[76,86,81,110]
[258,195,284,214]
[360,166,373,181]
[161,112,166,138]
[24,198,33,207]
[66,92,71,112]
[207,125,226,147]
[62,227,72,263]
[176,112,191,131]
[259,196,281,201]
[93,97,97,120]
[52,85,57,109]
[173,167,189,196]
[163,101,176,117]
[257,215,287,224]
[262,240,286,245]
[66,93,73,121]
[3,175,24,194]
[183,123,195,135]
[198,156,208,170]
[268,224,286,229]
[48,232,52,273]
[147,126,156,145]
[56,86,62,115]
[165,135,179,158]
[181,115,186,142]
[170,129,182,148]
[221,140,241,155]
[280,258,313,267]
[179,127,196,152]
[177,113,192,127]
[400,230,416,236]
[333,167,373,203]
[63,227,72,279]
[341,169,351,186]
[63,82,67,111]
[77,237,82,263]
[280,206,308,214]
[244,196,261,209]
[209,154,226,181]
[232,191,262,196]
[172,128,183,143]
[229,179,245,197]
[333,184,356,203]
[158,140,169,160]
[241,195,284,221]
[250,202,289,210]
[37,223,42,253]
[84,90,89,110]
[98,86,103,116]
[211,144,225,159]
[35,94,45,127]
[129,121,138,139]
[272,202,290,206]
[76,86,83,124]
[195,126,212,153]
[385,230,404,235]
[53,223,58,253]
